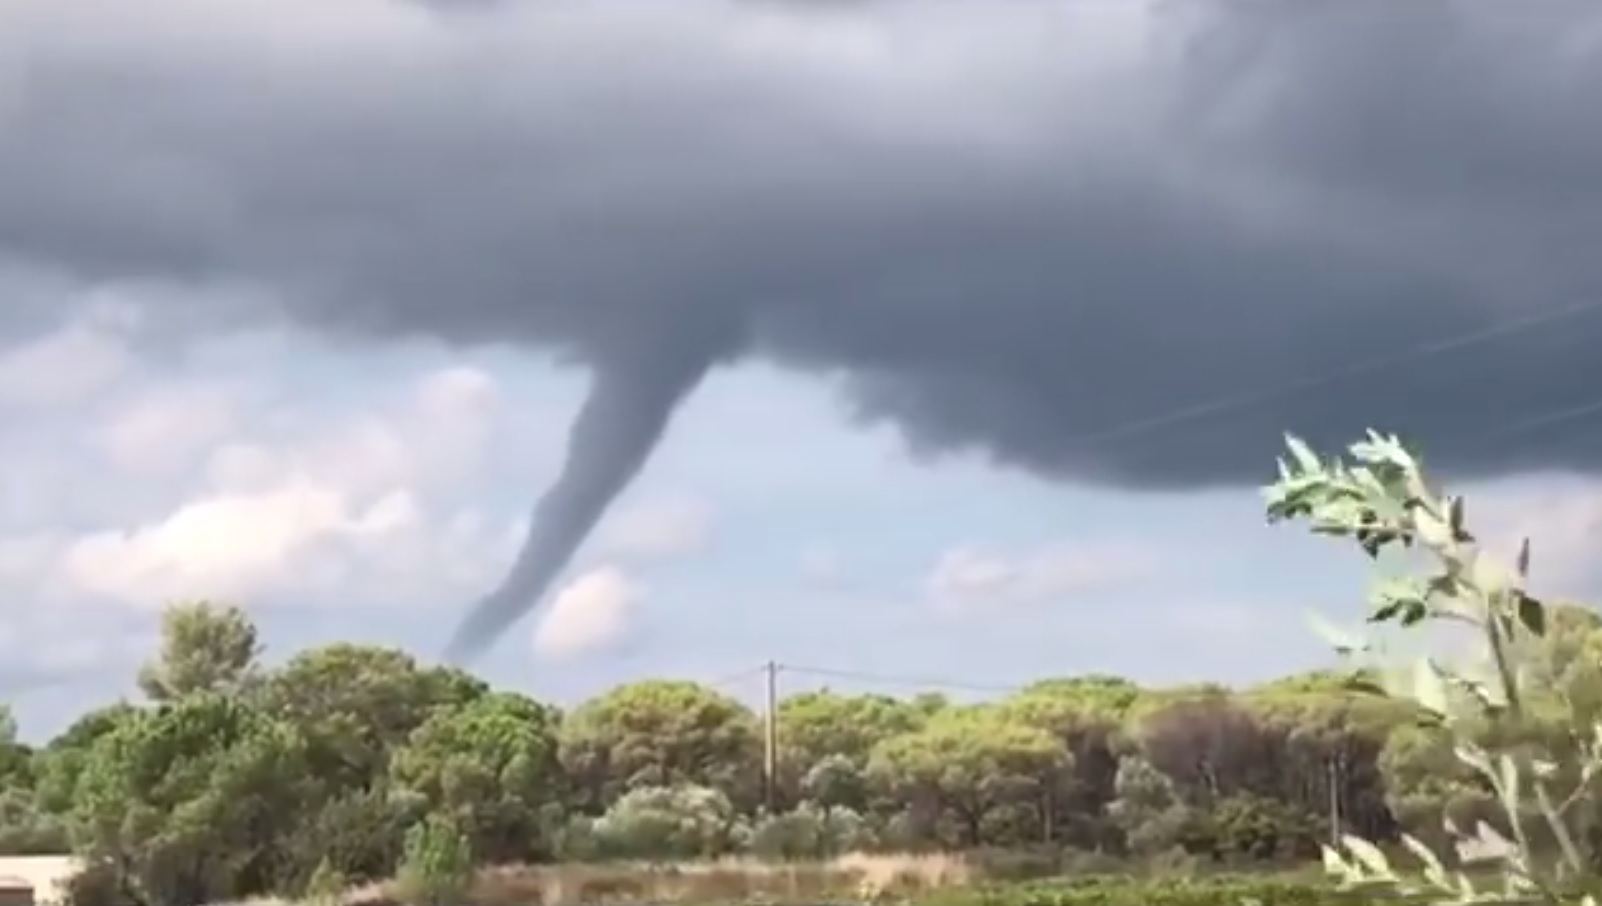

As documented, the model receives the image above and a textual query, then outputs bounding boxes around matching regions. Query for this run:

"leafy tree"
[1015,675,1144,717]
[866,709,1071,846]
[280,785,410,890]
[1248,681,1401,843]
[394,814,472,906]
[0,786,68,854]
[137,601,263,701]
[776,691,923,803]
[69,693,312,904]
[1000,685,1131,847]
[259,644,486,791]
[1107,754,1188,856]
[388,691,564,863]
[32,704,142,816]
[1131,690,1280,804]
[801,753,869,817]
[558,680,763,812]
[1208,793,1320,861]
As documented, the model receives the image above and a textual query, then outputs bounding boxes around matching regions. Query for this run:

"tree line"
[4,597,1602,904]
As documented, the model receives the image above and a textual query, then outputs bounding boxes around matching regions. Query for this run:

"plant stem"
[1487,603,1523,720]
[1534,780,1585,877]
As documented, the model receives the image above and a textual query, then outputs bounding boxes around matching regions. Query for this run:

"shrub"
[393,814,472,906]
[61,858,128,906]
[304,856,347,906]
[588,784,748,861]
[748,802,874,860]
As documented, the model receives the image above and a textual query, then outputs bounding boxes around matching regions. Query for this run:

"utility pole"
[763,660,779,814]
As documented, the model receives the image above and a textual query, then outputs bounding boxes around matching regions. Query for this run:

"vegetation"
[1267,432,1602,904]
[2,430,1601,905]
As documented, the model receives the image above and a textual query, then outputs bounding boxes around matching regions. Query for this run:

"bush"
[393,814,472,906]
[304,856,347,906]
[588,784,747,861]
[748,802,874,860]
[61,859,127,906]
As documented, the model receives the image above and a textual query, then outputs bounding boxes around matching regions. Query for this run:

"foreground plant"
[393,814,473,906]
[1265,431,1602,905]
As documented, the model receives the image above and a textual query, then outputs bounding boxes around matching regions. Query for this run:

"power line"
[1478,392,1602,444]
[699,664,769,691]
[776,662,1030,696]
[1065,293,1602,450]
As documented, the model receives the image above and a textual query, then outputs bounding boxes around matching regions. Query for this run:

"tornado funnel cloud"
[445,352,714,663]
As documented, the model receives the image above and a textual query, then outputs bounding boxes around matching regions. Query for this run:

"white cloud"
[0,352,532,612]
[93,381,241,476]
[404,365,502,485]
[205,442,287,493]
[595,494,714,561]
[49,470,519,611]
[0,310,134,409]
[279,365,503,500]
[531,567,642,660]
[59,478,397,605]
[925,540,1155,612]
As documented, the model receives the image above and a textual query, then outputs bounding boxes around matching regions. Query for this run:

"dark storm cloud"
[5,0,1602,653]
[6,0,1602,483]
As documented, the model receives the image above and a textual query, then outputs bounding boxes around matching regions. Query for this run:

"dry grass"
[346,852,975,905]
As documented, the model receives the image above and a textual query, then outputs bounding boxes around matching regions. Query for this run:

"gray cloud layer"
[5,0,1602,487]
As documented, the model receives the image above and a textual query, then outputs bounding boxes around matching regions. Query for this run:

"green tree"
[776,690,924,802]
[1000,683,1132,848]
[801,753,870,817]
[1247,675,1406,843]
[866,709,1071,847]
[280,786,410,890]
[0,788,68,854]
[388,691,564,863]
[259,644,487,791]
[1107,754,1188,856]
[394,814,473,906]
[69,693,313,904]
[558,680,762,812]
[31,704,142,817]
[137,601,263,701]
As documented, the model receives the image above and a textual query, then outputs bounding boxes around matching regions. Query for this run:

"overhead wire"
[700,665,768,689]
[776,662,1030,695]
[655,296,1602,703]
[1062,292,1602,450]
[1477,393,1602,444]
[754,296,1602,700]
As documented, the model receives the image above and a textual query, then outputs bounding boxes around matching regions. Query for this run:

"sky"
[3,0,1602,738]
